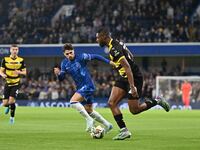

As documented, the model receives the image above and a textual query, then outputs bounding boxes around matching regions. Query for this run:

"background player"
[96,28,170,140]
[0,44,27,124]
[181,80,192,109]
[54,43,113,134]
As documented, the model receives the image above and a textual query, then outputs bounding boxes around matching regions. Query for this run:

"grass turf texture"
[0,107,200,150]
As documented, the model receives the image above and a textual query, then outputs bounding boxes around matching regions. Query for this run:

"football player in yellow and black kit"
[0,44,26,124]
[96,28,170,140]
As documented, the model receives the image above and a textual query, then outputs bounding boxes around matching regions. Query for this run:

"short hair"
[11,44,18,47]
[97,28,111,37]
[63,43,74,52]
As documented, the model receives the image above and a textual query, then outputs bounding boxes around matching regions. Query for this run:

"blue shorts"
[77,87,95,106]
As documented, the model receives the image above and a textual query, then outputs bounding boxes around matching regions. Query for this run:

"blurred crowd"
[0,0,200,44]
[0,0,200,103]
[0,65,200,103]
[0,68,116,100]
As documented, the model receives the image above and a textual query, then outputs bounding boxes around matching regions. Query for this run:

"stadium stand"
[0,0,200,44]
[1,65,199,103]
[0,0,200,106]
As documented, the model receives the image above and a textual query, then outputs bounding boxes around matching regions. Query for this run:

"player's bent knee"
[2,103,8,106]
[107,101,112,107]
[84,105,93,113]
[2,101,9,106]
[107,101,116,108]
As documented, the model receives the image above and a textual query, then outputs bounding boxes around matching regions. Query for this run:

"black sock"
[114,114,126,129]
[10,103,16,117]
[144,98,157,110]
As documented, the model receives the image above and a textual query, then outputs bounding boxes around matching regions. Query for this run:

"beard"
[99,41,106,47]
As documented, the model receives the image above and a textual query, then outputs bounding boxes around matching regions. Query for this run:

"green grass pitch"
[0,107,200,150]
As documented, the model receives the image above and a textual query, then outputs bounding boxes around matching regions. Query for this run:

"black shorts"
[3,84,20,99]
[114,63,143,100]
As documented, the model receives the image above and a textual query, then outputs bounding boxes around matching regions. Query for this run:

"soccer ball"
[90,125,105,139]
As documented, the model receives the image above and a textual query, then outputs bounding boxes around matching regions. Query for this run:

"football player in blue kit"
[54,43,113,134]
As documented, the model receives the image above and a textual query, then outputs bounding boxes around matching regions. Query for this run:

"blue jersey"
[58,53,110,103]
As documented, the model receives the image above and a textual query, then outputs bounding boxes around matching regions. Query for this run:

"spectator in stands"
[1,62,199,104]
[38,89,48,100]
[0,0,200,44]
[50,87,59,100]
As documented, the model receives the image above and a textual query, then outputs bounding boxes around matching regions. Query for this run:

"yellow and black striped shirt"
[108,39,136,79]
[1,56,26,86]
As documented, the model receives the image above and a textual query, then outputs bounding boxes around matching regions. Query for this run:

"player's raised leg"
[2,99,10,114]
[5,105,10,114]
[128,76,170,115]
[155,96,170,112]
[128,96,170,115]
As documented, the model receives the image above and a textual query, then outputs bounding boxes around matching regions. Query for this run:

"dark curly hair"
[63,43,74,52]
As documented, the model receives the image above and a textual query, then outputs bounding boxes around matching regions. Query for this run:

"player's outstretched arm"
[84,53,111,64]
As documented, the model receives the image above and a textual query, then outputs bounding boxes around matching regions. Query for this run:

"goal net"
[156,76,200,104]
